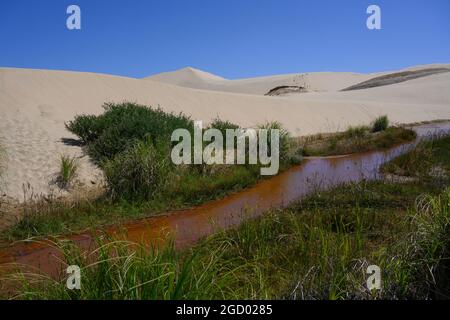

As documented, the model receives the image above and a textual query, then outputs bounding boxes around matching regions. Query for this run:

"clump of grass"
[344,125,369,139]
[258,121,291,162]
[58,155,78,189]
[103,139,171,201]
[383,188,450,298]
[382,135,449,181]
[382,143,433,177]
[372,115,389,133]
[4,239,233,300]
[302,126,416,157]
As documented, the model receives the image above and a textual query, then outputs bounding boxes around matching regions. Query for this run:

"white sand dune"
[146,64,450,95]
[146,66,375,95]
[0,64,449,201]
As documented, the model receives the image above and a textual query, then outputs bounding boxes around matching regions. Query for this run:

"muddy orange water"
[0,122,449,279]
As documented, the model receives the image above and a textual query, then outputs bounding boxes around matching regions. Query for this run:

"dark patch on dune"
[342,68,450,91]
[265,85,307,96]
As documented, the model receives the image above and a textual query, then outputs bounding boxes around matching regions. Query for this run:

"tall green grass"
[7,184,449,300]
[302,126,416,157]
[372,115,389,133]
[382,134,450,180]
[8,239,233,300]
[345,125,369,139]
[58,155,78,189]
[257,121,292,163]
[103,139,171,201]
[394,191,450,298]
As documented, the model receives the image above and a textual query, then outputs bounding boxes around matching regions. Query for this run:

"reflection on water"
[1,122,449,277]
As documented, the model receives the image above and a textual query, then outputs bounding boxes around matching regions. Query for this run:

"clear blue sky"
[1,0,449,79]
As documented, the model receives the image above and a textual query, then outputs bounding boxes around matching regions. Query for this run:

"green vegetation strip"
[301,117,416,157]
[1,103,300,241]
[4,136,449,299]
[0,110,416,242]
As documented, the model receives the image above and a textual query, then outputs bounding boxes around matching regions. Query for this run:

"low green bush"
[208,117,240,136]
[66,102,194,162]
[65,114,101,144]
[372,115,389,132]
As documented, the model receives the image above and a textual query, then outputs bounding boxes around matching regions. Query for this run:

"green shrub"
[208,117,240,136]
[372,115,389,132]
[66,102,194,162]
[65,115,102,144]
[88,126,138,161]
[103,139,171,201]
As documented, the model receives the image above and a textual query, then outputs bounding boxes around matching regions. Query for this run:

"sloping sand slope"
[0,65,449,201]
[342,68,450,91]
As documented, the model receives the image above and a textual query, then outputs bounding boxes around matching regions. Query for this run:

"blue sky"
[1,0,449,79]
